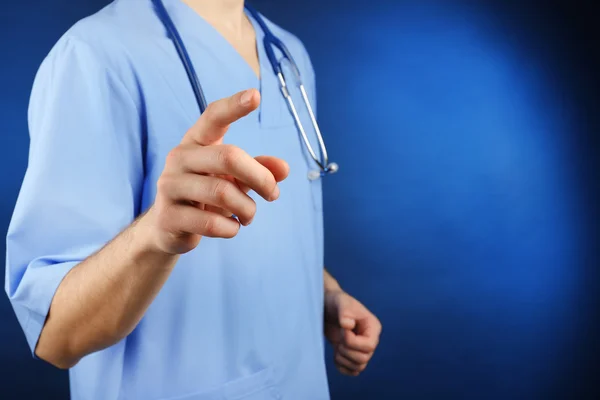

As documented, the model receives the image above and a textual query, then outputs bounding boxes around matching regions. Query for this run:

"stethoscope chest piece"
[308,162,339,181]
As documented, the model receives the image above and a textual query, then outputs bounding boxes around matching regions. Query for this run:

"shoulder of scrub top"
[34,2,158,115]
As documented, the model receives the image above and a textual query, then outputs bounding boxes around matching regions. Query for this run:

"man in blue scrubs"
[5,1,381,398]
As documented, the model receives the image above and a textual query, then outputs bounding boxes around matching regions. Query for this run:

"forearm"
[324,268,342,293]
[35,210,178,369]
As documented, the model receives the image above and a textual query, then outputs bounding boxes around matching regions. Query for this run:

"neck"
[182,0,246,34]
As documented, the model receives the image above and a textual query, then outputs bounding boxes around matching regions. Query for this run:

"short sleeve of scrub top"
[5,1,329,400]
[5,36,145,354]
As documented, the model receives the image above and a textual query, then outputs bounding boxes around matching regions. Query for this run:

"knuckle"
[357,353,370,364]
[372,336,380,348]
[156,174,173,195]
[165,146,184,167]
[212,179,233,203]
[203,103,218,123]
[201,214,218,236]
[219,145,243,169]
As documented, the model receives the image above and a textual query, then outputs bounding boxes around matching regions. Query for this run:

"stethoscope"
[152,0,338,180]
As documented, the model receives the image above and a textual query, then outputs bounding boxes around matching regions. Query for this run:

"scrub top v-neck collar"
[158,0,281,127]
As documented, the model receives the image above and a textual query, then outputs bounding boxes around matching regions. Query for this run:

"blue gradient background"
[1,0,599,399]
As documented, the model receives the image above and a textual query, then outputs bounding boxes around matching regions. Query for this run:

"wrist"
[323,269,342,294]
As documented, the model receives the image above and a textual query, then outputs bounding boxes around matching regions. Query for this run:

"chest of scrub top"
[137,48,322,214]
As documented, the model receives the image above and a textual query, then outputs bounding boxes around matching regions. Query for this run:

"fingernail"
[269,185,280,201]
[240,90,254,106]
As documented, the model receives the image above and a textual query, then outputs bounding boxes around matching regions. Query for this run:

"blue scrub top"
[5,0,328,398]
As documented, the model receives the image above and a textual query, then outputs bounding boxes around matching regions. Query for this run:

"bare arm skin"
[36,215,177,368]
[35,89,290,369]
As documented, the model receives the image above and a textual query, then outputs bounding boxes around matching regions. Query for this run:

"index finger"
[182,89,261,146]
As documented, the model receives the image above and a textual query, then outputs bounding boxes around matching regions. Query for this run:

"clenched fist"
[325,290,382,376]
[146,88,289,255]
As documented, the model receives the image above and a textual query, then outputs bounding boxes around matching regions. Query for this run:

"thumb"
[182,88,260,146]
[327,292,356,330]
[340,317,356,330]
